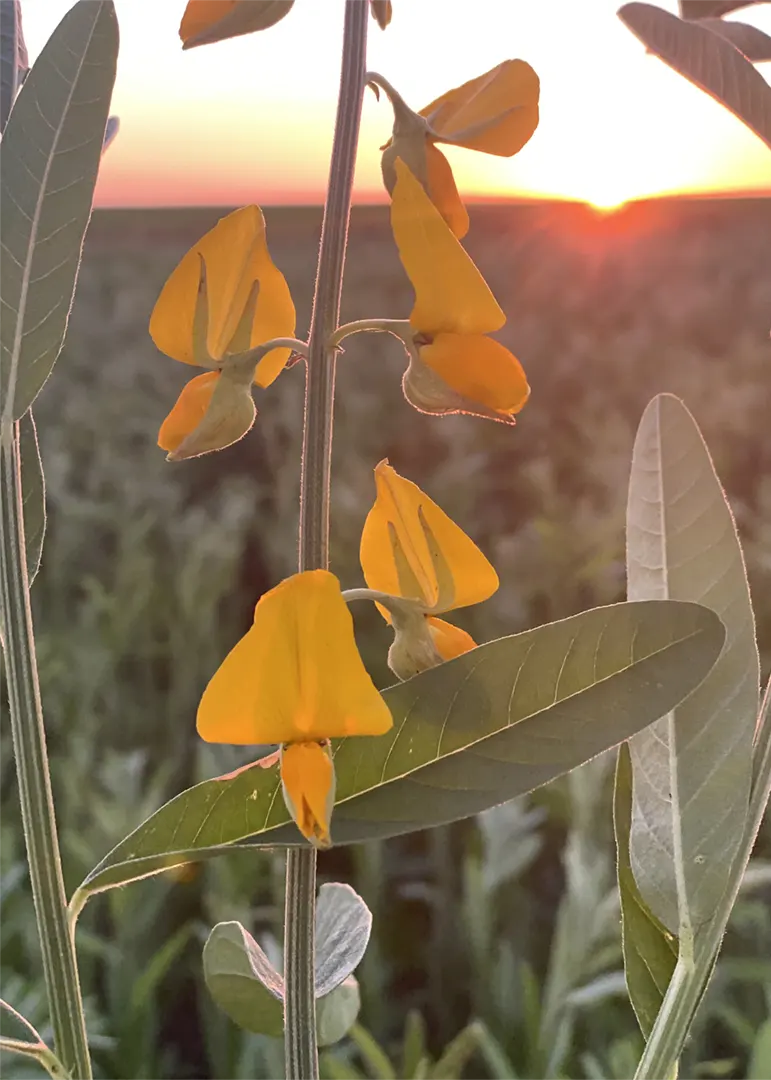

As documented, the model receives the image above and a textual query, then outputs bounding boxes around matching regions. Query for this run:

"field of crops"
[2,196,770,1079]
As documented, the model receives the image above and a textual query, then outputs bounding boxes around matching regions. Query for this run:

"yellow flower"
[360,461,498,674]
[197,570,392,847]
[390,160,529,423]
[380,61,539,239]
[150,206,295,458]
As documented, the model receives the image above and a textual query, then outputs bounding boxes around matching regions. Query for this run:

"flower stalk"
[0,424,91,1079]
[285,2,368,1077]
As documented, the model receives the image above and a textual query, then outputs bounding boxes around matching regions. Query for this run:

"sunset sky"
[25,0,771,208]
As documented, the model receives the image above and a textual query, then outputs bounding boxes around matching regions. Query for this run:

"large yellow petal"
[180,1,294,49]
[158,371,219,453]
[425,144,469,239]
[421,333,530,418]
[427,616,477,660]
[390,159,505,336]
[421,60,540,157]
[197,570,392,745]
[280,741,335,849]
[149,206,295,380]
[360,461,499,614]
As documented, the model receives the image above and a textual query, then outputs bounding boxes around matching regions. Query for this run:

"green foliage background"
[2,197,770,1079]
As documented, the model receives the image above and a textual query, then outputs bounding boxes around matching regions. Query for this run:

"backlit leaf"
[614,743,677,1037]
[626,394,759,936]
[72,599,724,905]
[0,0,118,422]
[618,2,771,148]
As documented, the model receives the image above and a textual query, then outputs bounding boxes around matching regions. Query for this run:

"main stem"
[0,423,91,1079]
[285,3,368,1078]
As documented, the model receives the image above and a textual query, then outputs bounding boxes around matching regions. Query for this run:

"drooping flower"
[179,1,295,50]
[360,460,498,678]
[197,570,392,847]
[150,205,295,459]
[379,60,539,238]
[390,159,529,423]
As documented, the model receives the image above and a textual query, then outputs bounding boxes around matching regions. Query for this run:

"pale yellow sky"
[24,0,771,207]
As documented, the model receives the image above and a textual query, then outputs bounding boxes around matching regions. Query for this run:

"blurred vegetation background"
[2,197,770,1079]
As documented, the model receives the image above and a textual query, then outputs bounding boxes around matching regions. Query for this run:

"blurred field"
[2,197,770,1079]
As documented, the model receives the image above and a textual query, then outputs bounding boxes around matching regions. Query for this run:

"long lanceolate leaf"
[626,395,759,941]
[0,0,28,133]
[0,0,118,426]
[71,599,724,908]
[618,2,771,149]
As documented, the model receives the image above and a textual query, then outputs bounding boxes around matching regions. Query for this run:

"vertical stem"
[285,3,368,1078]
[0,423,91,1079]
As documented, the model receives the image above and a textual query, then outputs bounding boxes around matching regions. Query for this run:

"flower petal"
[180,1,295,49]
[197,570,392,744]
[422,60,540,157]
[160,367,257,461]
[361,461,499,614]
[158,371,220,453]
[280,741,336,849]
[149,206,295,379]
[421,333,530,418]
[425,144,469,239]
[427,616,477,661]
[390,159,505,336]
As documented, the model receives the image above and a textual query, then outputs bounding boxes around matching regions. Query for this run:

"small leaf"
[618,2,771,149]
[315,883,372,998]
[202,921,283,1037]
[430,1021,484,1079]
[0,0,119,422]
[19,411,45,584]
[317,978,361,1047]
[180,0,294,50]
[614,744,677,1038]
[626,394,759,936]
[102,115,120,153]
[696,18,771,61]
[0,0,28,133]
[748,1018,771,1080]
[73,599,725,903]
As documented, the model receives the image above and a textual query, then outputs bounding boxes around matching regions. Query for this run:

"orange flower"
[197,570,392,847]
[150,206,295,459]
[390,160,529,423]
[360,461,498,676]
[379,61,539,238]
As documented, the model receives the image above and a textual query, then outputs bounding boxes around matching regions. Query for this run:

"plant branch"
[285,3,368,1078]
[0,425,91,1078]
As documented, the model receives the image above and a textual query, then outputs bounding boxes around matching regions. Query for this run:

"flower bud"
[180,1,294,50]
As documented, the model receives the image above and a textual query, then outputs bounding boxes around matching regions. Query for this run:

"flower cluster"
[151,30,537,845]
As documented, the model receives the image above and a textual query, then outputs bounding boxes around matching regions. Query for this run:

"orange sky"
[26,0,771,208]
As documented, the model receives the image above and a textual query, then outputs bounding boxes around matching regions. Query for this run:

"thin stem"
[0,424,91,1079]
[328,318,411,350]
[635,678,771,1080]
[284,4,368,1079]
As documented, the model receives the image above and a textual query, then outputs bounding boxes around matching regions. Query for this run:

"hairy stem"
[284,3,368,1078]
[0,424,91,1078]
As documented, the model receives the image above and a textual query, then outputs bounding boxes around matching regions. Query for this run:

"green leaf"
[430,1021,484,1079]
[203,886,369,1041]
[618,3,771,149]
[0,0,118,424]
[316,978,361,1047]
[316,883,372,997]
[626,394,759,937]
[697,17,771,61]
[614,744,677,1038]
[402,1010,429,1079]
[73,599,725,904]
[0,0,28,133]
[181,0,295,50]
[19,411,45,583]
[748,1018,771,1080]
[679,1,766,18]
[202,921,284,1038]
